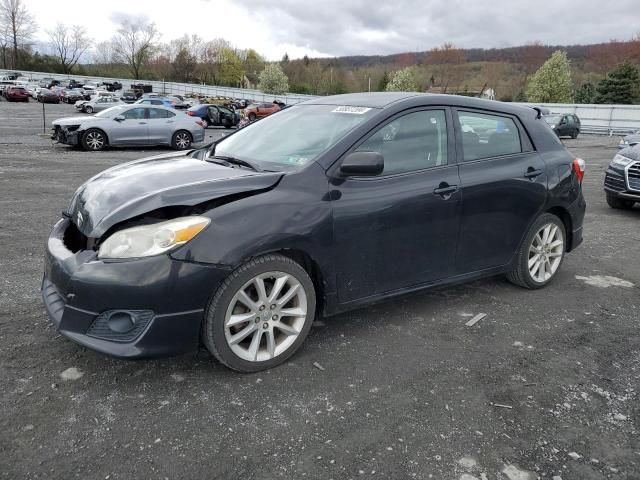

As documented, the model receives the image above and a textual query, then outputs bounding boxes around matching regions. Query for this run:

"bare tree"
[47,23,92,74]
[112,19,158,79]
[427,42,466,92]
[0,0,37,69]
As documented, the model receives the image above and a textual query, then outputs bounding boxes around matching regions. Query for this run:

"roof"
[301,92,534,117]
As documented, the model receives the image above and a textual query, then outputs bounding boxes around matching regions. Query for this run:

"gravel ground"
[0,99,639,480]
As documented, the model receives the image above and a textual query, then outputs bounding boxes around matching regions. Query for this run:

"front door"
[331,108,461,303]
[455,109,547,273]
[108,107,149,145]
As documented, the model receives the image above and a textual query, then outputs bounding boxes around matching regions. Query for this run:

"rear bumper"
[43,218,230,358]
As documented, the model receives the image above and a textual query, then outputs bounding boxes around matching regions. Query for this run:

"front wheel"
[506,213,566,289]
[81,129,107,151]
[171,130,192,150]
[84,105,93,114]
[202,254,316,372]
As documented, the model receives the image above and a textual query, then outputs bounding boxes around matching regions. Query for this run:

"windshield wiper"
[207,155,262,172]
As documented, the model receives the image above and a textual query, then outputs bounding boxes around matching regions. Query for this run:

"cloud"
[234,0,640,57]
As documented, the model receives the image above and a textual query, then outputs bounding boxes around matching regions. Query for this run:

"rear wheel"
[171,130,192,150]
[571,130,578,139]
[84,105,94,114]
[606,194,635,210]
[81,129,107,151]
[248,113,256,121]
[202,254,316,372]
[507,213,566,289]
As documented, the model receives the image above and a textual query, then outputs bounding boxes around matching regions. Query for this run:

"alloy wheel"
[85,131,105,150]
[224,271,308,362]
[528,223,564,283]
[175,132,191,149]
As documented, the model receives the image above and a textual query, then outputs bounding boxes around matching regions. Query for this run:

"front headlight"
[550,124,556,129]
[611,154,634,167]
[98,216,210,260]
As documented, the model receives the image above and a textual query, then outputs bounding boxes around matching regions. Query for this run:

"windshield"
[543,115,562,124]
[95,105,129,118]
[213,104,377,170]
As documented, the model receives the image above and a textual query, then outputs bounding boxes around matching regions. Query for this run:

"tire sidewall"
[204,256,316,372]
[81,128,107,151]
[519,214,567,289]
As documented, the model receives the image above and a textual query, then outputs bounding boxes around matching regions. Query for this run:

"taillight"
[573,158,586,184]
[186,111,194,116]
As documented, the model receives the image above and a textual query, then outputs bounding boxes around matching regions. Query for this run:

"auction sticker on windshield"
[332,106,372,114]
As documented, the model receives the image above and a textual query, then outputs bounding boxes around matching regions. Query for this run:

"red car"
[244,102,281,121]
[5,86,29,102]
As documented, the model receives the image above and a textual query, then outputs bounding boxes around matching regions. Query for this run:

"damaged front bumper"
[42,218,229,358]
[51,126,81,145]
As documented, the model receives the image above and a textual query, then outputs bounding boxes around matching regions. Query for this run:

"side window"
[122,108,146,120]
[149,108,170,119]
[458,111,522,161]
[355,110,448,175]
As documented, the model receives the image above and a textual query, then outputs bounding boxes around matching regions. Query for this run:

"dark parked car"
[543,114,581,139]
[60,88,85,104]
[37,89,60,103]
[5,86,29,102]
[618,130,640,150]
[603,146,640,209]
[103,81,123,92]
[42,93,586,372]
[186,104,240,128]
[120,91,138,103]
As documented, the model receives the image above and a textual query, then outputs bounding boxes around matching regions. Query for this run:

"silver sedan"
[51,104,206,151]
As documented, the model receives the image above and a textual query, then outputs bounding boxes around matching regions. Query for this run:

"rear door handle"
[524,168,544,179]
[433,183,459,198]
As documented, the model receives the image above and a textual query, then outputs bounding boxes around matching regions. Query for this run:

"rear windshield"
[543,115,562,124]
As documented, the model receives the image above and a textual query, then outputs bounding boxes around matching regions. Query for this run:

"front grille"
[42,278,66,326]
[86,310,154,342]
[604,171,626,192]
[627,161,640,191]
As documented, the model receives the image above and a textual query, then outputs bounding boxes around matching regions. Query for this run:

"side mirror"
[114,115,125,122]
[339,151,384,176]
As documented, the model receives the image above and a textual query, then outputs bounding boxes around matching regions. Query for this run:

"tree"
[0,0,37,69]
[258,63,289,94]
[575,82,596,104]
[377,70,389,91]
[525,50,574,103]
[112,19,158,79]
[172,47,196,82]
[386,66,418,92]
[47,23,92,74]
[595,62,640,104]
[427,42,465,92]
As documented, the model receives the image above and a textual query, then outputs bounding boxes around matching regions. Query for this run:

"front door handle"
[433,183,459,199]
[524,167,544,179]
[138,121,147,125]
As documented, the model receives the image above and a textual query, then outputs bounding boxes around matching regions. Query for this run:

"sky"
[28,0,640,60]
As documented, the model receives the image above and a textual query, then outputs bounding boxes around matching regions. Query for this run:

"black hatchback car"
[43,93,586,372]
[543,113,581,139]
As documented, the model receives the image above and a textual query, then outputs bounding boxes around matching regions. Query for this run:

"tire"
[81,129,107,151]
[84,105,94,114]
[202,254,316,372]
[606,194,634,210]
[172,130,192,150]
[571,130,578,139]
[248,113,256,121]
[506,213,566,289]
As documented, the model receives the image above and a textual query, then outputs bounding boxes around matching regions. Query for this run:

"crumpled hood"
[67,153,284,238]
[53,115,100,126]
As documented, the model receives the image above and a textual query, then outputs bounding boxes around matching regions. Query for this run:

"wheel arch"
[545,206,573,251]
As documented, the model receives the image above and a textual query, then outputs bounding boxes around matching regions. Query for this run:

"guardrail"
[3,69,640,134]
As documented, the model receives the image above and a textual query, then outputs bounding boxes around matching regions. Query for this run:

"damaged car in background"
[43,93,586,372]
[51,104,205,151]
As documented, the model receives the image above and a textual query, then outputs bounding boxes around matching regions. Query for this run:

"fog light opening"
[107,311,136,333]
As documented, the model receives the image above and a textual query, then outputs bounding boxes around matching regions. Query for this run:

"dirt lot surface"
[0,99,639,480]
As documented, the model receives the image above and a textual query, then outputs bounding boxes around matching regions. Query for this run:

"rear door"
[454,109,547,273]
[147,108,177,144]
